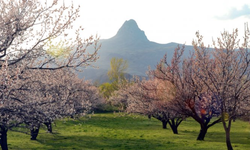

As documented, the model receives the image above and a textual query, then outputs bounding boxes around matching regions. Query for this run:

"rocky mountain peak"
[113,19,149,42]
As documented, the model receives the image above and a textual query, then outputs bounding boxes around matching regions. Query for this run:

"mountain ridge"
[79,19,192,83]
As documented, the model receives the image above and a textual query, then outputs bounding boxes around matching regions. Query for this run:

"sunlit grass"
[8,113,250,150]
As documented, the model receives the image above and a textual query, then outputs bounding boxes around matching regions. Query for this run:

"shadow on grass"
[10,113,249,150]
[55,113,250,150]
[206,130,250,145]
[36,134,224,150]
[73,113,163,131]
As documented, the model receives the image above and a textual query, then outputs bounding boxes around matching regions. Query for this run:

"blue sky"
[70,0,250,45]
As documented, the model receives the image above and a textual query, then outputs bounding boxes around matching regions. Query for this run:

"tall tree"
[108,57,128,83]
[192,30,250,150]
[0,0,100,149]
[100,58,128,100]
[152,45,222,140]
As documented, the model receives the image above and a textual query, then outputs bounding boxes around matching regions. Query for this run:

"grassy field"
[8,113,250,150]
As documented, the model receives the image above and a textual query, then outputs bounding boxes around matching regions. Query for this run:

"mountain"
[78,19,192,83]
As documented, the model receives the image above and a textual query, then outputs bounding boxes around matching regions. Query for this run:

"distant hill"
[78,19,193,83]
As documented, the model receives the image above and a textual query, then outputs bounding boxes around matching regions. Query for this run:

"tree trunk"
[44,122,52,133]
[197,125,208,140]
[170,124,178,134]
[0,126,8,150]
[169,119,178,134]
[162,120,168,129]
[30,126,40,140]
[225,129,233,150]
[223,119,233,150]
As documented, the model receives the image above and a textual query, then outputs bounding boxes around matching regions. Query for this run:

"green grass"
[8,113,250,150]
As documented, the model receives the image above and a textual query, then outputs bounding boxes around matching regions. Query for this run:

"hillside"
[79,19,193,82]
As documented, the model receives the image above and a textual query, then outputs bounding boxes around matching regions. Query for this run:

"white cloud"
[217,4,250,20]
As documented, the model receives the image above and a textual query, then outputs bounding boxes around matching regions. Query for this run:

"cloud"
[217,4,250,20]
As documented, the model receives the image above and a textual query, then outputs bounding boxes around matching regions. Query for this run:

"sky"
[71,0,250,45]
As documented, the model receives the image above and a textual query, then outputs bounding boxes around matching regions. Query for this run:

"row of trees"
[0,0,103,150]
[0,66,102,140]
[111,29,250,150]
